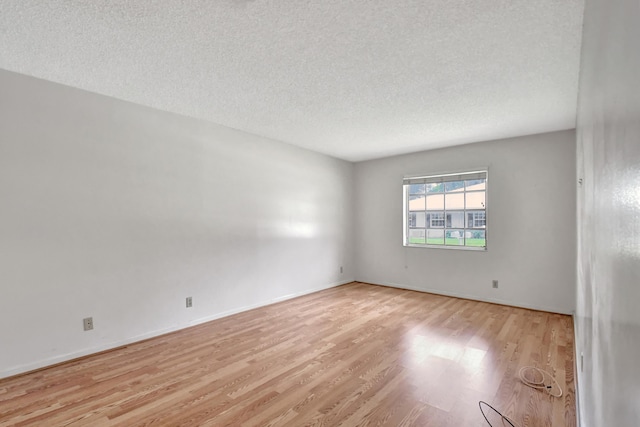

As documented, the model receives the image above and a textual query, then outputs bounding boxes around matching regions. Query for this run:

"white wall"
[575,0,640,425]
[0,69,354,378]
[354,131,576,314]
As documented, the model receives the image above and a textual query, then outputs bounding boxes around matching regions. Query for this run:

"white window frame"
[403,169,488,250]
[430,212,445,228]
[472,211,486,228]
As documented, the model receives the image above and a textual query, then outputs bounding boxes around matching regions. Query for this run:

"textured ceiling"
[0,1,584,161]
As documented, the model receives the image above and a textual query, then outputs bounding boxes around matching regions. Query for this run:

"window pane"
[445,180,464,192]
[427,229,444,245]
[465,230,486,247]
[409,212,426,227]
[466,210,486,228]
[408,228,426,244]
[465,191,486,209]
[426,183,443,193]
[446,211,464,228]
[446,230,464,245]
[426,193,444,210]
[465,179,486,191]
[445,193,464,210]
[409,195,426,211]
[409,184,425,194]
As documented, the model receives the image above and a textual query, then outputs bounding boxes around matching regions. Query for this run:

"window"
[403,170,487,249]
[430,212,445,228]
[408,212,419,227]
[470,211,486,228]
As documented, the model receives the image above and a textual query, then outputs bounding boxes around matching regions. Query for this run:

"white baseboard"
[357,278,573,315]
[572,313,582,427]
[0,279,353,380]
[184,279,353,327]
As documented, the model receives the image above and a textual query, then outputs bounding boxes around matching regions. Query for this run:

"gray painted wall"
[0,70,355,378]
[354,131,576,314]
[575,0,640,425]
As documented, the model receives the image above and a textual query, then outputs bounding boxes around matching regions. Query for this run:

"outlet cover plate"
[83,317,93,331]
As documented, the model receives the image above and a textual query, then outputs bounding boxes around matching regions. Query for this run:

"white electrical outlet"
[492,280,499,289]
[83,317,93,331]
[186,297,193,308]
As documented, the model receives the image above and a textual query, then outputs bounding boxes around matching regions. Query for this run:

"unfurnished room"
[0,1,639,426]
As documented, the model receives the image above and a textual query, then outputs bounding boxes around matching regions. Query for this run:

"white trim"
[357,279,573,315]
[405,243,487,251]
[402,188,408,245]
[403,169,488,184]
[0,279,353,380]
[573,313,583,427]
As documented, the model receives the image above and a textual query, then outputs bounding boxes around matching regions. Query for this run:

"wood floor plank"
[0,282,576,426]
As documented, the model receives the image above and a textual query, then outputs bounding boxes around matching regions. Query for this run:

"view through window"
[403,170,487,249]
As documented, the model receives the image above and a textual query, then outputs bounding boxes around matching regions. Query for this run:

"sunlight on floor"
[406,333,487,369]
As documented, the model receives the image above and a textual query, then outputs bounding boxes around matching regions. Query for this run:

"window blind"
[403,170,487,186]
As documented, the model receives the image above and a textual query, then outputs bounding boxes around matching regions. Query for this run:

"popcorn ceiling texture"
[0,0,584,161]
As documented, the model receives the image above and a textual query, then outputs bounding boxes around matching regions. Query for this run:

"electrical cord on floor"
[518,366,563,398]
[479,366,563,425]
[478,401,521,427]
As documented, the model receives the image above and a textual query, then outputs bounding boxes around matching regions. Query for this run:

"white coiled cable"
[518,366,563,398]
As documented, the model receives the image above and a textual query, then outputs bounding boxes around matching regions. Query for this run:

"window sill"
[403,243,487,251]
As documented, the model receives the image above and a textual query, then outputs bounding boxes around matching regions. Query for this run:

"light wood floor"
[0,282,575,426]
